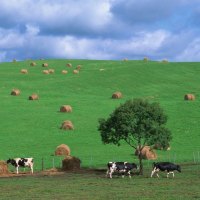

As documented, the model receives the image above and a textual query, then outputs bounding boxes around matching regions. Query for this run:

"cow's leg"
[167,172,169,178]
[168,171,174,178]
[127,170,131,178]
[16,166,19,174]
[106,169,109,177]
[30,166,33,174]
[151,167,156,177]
[109,169,114,178]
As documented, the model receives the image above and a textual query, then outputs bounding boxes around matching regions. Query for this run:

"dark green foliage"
[99,99,171,148]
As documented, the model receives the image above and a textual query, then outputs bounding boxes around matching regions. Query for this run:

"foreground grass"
[0,165,200,200]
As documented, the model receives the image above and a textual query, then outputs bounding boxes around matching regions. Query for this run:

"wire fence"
[29,150,200,172]
[8,151,200,173]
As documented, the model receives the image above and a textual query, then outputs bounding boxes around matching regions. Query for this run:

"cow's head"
[177,165,181,172]
[6,158,12,164]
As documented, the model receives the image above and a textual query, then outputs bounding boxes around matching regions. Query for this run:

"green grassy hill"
[1,59,200,170]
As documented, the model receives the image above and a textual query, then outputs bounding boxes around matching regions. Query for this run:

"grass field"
[1,59,200,199]
[0,59,200,170]
[0,164,199,200]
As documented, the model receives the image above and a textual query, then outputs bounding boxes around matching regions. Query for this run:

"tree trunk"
[138,153,143,175]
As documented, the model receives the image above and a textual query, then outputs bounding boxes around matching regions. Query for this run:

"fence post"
[90,155,93,168]
[193,152,196,164]
[42,158,44,171]
[52,157,55,168]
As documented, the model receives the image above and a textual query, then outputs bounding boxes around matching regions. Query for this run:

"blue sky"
[0,0,200,62]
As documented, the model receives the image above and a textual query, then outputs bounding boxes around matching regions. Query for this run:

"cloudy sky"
[0,0,200,62]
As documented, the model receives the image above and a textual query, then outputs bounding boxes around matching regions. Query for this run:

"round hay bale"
[62,156,81,171]
[112,92,122,99]
[21,69,28,74]
[55,144,71,156]
[30,62,36,66]
[62,70,68,74]
[143,57,149,62]
[48,69,55,74]
[42,63,48,67]
[123,58,128,61]
[29,94,39,100]
[184,94,195,100]
[42,70,49,74]
[162,59,168,63]
[60,120,74,130]
[11,89,20,96]
[66,63,72,67]
[135,146,157,160]
[73,70,79,74]
[60,105,72,113]
[76,65,81,70]
[0,161,9,174]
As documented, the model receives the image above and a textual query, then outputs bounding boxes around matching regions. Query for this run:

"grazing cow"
[106,162,137,178]
[151,162,181,178]
[7,158,34,174]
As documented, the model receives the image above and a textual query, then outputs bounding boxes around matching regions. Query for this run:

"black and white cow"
[151,162,181,178]
[106,162,137,178]
[7,158,34,174]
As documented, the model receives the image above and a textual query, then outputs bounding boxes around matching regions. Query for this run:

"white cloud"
[176,38,200,61]
[0,0,200,61]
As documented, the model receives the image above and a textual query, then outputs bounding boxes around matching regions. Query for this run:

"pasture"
[1,59,200,199]
[0,164,199,200]
[0,59,200,169]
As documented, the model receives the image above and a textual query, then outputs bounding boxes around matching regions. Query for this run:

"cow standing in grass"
[106,162,137,178]
[151,162,181,178]
[7,158,34,174]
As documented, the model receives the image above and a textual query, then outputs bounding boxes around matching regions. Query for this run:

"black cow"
[7,158,34,174]
[151,162,181,178]
[106,162,137,178]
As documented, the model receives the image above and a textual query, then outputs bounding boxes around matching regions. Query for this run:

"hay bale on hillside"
[29,94,39,100]
[42,70,49,74]
[11,89,20,96]
[48,69,55,74]
[112,92,122,99]
[76,65,81,70]
[60,120,74,130]
[30,62,36,66]
[184,94,195,100]
[123,58,128,61]
[62,156,81,171]
[0,161,9,174]
[60,105,72,113]
[143,57,149,62]
[55,144,71,156]
[135,146,157,160]
[66,63,72,67]
[62,70,68,74]
[21,69,28,74]
[42,63,48,67]
[162,59,168,63]
[73,70,79,74]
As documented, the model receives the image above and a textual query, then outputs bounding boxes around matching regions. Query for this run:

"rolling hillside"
[0,59,200,170]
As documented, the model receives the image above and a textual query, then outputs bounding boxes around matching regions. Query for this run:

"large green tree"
[98,99,172,175]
